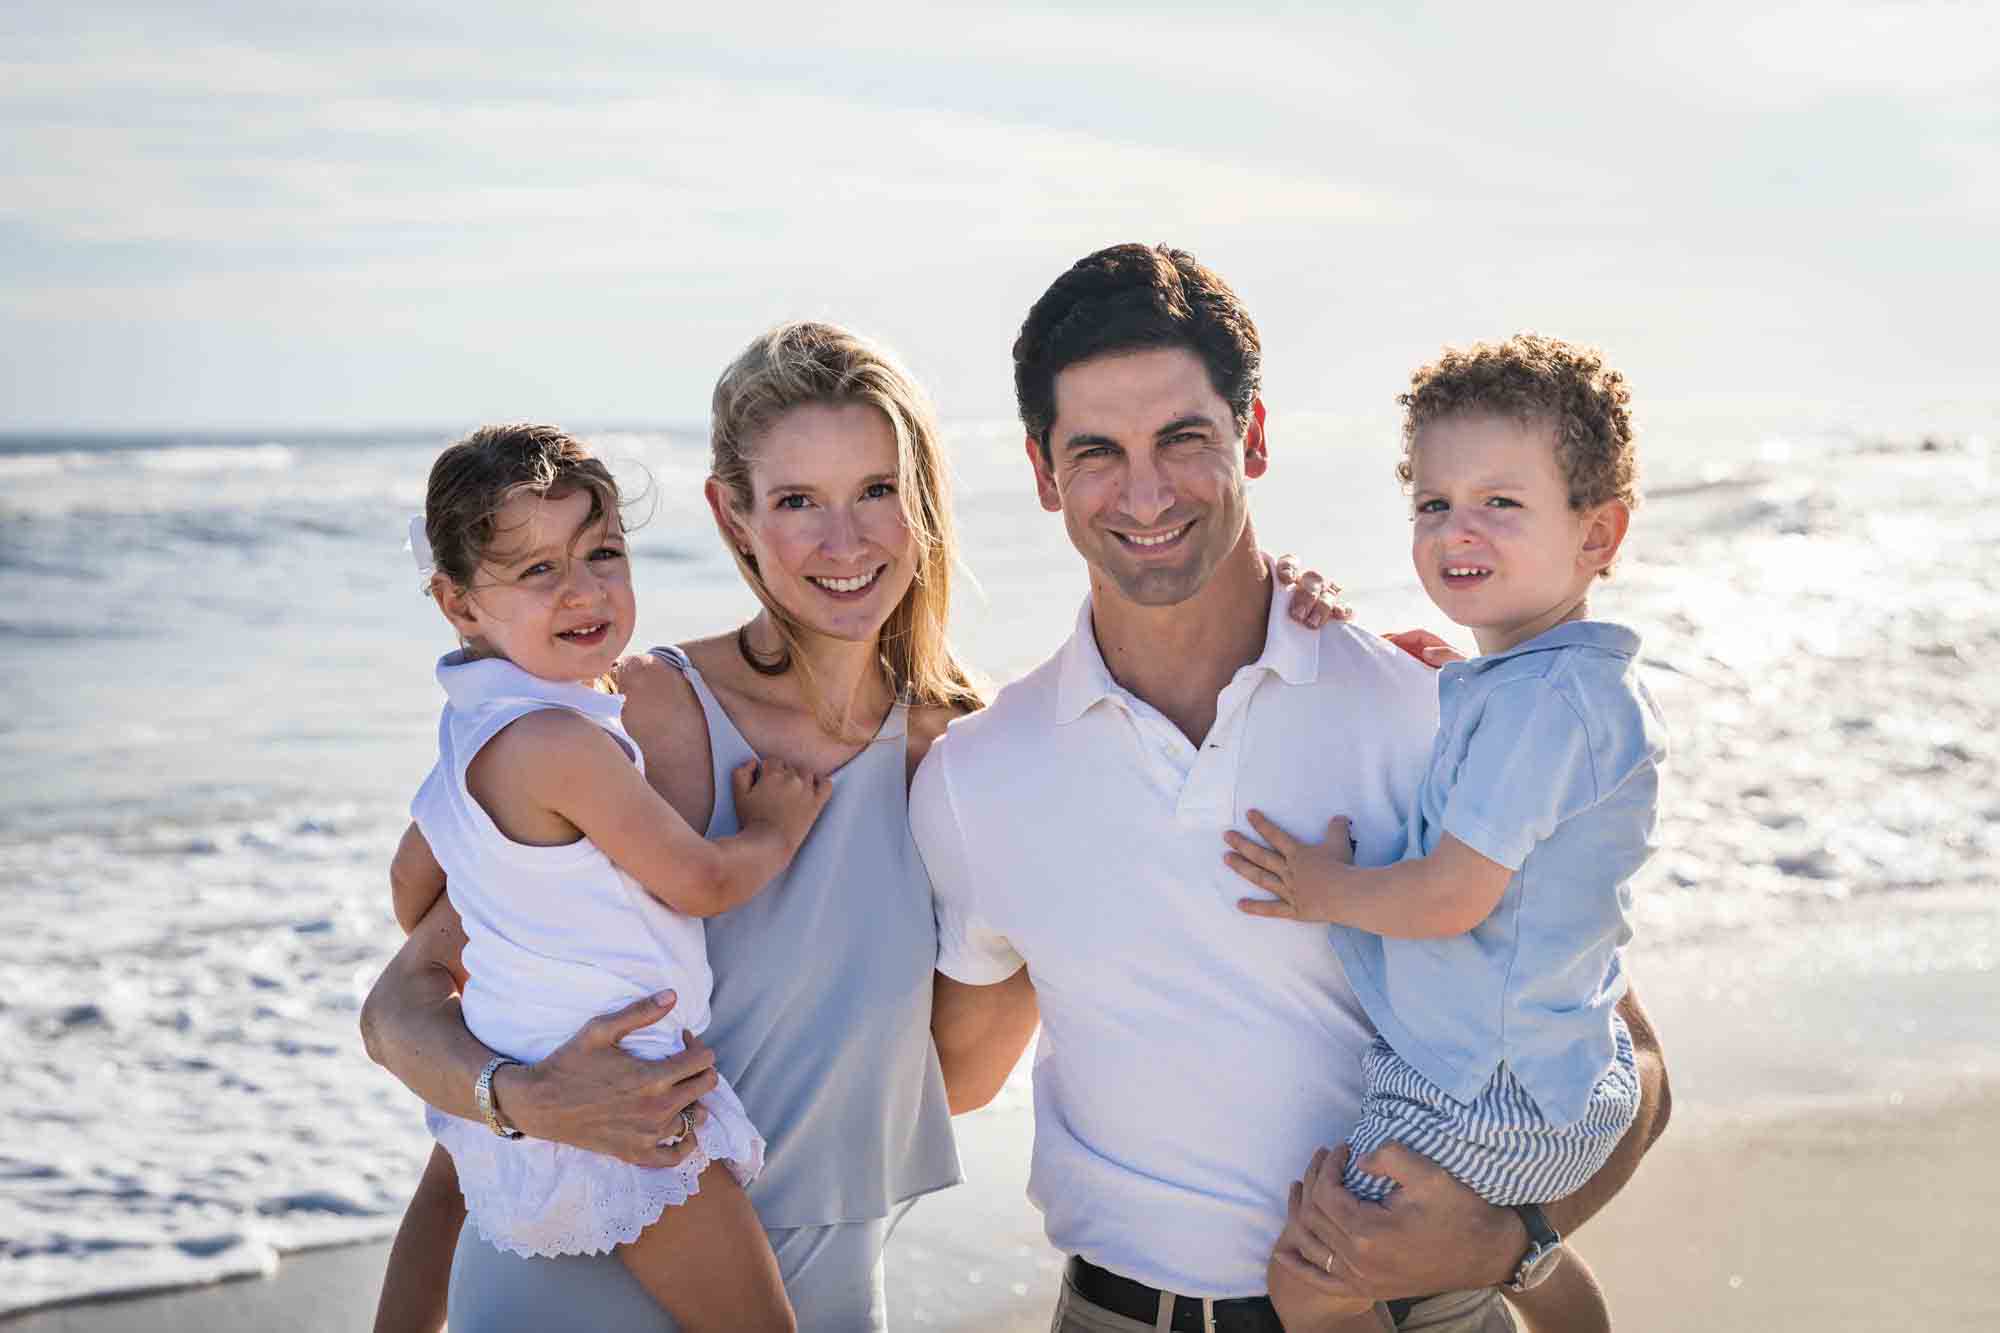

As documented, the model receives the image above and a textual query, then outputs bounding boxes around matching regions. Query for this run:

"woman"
[359,321,1342,1331]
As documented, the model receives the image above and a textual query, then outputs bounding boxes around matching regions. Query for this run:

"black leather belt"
[1064,1256,1425,1330]
[1065,1257,1283,1332]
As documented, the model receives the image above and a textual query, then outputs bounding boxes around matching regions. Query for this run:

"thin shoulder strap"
[647,646,748,835]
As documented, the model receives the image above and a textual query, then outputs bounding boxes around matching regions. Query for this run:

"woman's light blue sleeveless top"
[652,646,960,1228]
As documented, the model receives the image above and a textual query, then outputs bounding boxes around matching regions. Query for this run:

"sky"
[2,1,1994,438]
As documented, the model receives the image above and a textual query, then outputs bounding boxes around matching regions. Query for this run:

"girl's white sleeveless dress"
[412,651,763,1259]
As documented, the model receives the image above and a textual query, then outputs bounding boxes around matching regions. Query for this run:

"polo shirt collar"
[1447,619,1640,681]
[1052,560,1320,726]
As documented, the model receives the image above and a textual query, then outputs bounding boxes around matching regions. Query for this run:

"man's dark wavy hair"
[1012,243,1262,462]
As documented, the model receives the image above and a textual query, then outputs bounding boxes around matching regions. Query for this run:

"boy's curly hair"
[1396,333,1639,514]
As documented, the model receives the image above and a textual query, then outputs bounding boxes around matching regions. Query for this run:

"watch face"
[1520,1242,1565,1289]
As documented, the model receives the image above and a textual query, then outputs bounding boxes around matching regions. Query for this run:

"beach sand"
[14,930,1997,1332]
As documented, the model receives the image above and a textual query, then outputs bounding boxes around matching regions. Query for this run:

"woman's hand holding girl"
[502,990,721,1168]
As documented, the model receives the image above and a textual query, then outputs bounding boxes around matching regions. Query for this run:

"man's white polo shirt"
[912,581,1439,1298]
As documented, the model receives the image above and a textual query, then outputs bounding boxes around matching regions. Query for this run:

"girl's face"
[712,401,917,646]
[436,487,636,683]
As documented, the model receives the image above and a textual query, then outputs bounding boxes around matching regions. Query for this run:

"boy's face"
[1407,412,1619,655]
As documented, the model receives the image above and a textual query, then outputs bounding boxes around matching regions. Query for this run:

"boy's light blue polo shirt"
[1329,620,1667,1127]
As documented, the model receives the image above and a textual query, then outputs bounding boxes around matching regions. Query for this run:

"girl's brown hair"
[710,322,984,731]
[423,423,623,592]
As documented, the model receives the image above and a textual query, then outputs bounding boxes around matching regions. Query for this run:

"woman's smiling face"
[721,400,917,645]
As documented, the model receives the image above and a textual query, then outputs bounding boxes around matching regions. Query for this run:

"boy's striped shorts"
[1342,1012,1640,1206]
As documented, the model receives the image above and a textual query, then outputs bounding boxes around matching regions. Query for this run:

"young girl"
[387,423,828,1332]
[1224,336,1665,1333]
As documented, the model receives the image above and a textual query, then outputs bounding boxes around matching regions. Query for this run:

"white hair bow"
[407,514,435,577]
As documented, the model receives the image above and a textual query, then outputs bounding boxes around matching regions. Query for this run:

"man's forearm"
[1544,985,1671,1237]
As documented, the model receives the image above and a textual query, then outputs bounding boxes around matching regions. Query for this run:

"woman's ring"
[1323,1250,1335,1275]
[678,1107,698,1142]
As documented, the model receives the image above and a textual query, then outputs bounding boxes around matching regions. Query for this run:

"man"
[915,243,1668,1332]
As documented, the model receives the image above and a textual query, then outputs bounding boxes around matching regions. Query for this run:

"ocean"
[3,415,1991,1316]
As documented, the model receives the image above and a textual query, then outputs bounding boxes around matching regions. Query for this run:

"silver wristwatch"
[1505,1203,1564,1292]
[475,1056,526,1139]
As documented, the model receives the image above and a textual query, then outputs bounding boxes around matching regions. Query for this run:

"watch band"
[475,1056,526,1139]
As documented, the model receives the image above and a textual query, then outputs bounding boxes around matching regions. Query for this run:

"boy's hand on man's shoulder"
[1384,628,1465,668]
[1273,553,1354,629]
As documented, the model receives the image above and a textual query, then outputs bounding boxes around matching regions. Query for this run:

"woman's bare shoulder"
[612,649,718,824]
[677,631,739,671]
[609,650,710,768]
[679,633,768,702]
[611,650,700,718]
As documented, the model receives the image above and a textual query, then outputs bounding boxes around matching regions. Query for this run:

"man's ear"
[1025,435,1061,512]
[1578,500,1631,575]
[431,571,483,639]
[1243,398,1269,480]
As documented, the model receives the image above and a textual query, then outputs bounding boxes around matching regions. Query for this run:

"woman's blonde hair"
[710,321,984,731]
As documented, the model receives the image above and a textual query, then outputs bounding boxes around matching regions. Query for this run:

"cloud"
[1,2,1994,428]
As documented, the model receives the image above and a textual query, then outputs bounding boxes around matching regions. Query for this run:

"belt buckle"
[1152,1290,1215,1333]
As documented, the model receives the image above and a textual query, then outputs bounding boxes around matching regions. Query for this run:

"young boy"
[1224,334,1666,1332]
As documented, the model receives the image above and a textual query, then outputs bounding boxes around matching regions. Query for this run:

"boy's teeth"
[1445,567,1488,577]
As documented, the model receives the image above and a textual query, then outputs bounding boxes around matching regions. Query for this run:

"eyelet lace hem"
[429,1082,765,1259]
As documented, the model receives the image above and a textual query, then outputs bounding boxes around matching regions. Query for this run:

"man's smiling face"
[1028,345,1266,608]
